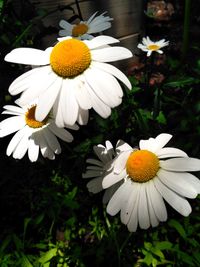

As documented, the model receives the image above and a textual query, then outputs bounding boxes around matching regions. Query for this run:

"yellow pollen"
[148,44,160,51]
[50,39,91,78]
[72,23,89,37]
[25,106,47,128]
[126,150,159,183]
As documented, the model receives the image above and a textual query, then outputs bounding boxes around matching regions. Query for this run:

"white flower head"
[59,11,113,40]
[100,133,200,232]
[137,36,169,57]
[5,36,132,127]
[82,140,124,204]
[0,103,79,162]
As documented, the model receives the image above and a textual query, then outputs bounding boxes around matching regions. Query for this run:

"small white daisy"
[137,36,169,57]
[82,140,128,203]
[0,103,78,161]
[59,11,113,40]
[5,36,132,127]
[100,133,200,232]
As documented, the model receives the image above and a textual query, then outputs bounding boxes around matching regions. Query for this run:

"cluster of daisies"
[1,11,200,232]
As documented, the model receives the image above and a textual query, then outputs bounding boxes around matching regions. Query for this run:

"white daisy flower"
[137,36,169,57]
[101,133,200,232]
[82,140,127,203]
[5,36,132,127]
[59,11,113,40]
[0,103,79,162]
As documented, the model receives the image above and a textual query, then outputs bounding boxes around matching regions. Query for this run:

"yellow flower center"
[25,105,48,128]
[126,150,159,183]
[148,44,160,51]
[72,23,89,37]
[50,39,91,78]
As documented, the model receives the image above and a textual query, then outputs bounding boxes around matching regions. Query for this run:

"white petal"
[156,147,188,158]
[8,67,50,96]
[106,181,129,216]
[82,170,103,178]
[84,68,122,108]
[103,181,122,204]
[59,20,73,31]
[92,61,131,89]
[140,133,172,153]
[61,80,79,126]
[116,140,133,153]
[146,182,159,227]
[127,183,140,232]
[35,77,61,121]
[87,12,98,24]
[86,158,103,167]
[157,169,198,198]
[91,46,133,62]
[5,48,51,65]
[43,127,61,154]
[102,169,126,189]
[85,35,119,49]
[53,85,65,128]
[28,137,39,162]
[0,116,25,137]
[160,158,200,172]
[6,127,28,156]
[154,177,192,216]
[87,177,103,193]
[73,78,92,109]
[77,107,89,125]
[18,67,56,106]
[120,180,138,225]
[138,184,150,229]
[12,128,30,159]
[48,123,73,142]
[146,180,167,222]
[84,79,111,118]
[2,105,24,115]
[114,150,131,174]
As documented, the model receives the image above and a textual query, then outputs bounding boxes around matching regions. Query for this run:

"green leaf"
[168,219,187,239]
[155,241,173,251]
[21,255,33,267]
[38,248,57,264]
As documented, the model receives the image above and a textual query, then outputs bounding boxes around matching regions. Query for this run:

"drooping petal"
[106,181,129,216]
[48,123,73,142]
[127,183,140,232]
[154,177,192,216]
[35,77,61,122]
[146,180,167,222]
[157,169,198,198]
[120,180,138,225]
[84,67,122,108]
[92,61,132,89]
[6,127,28,156]
[42,127,61,154]
[28,136,40,162]
[138,184,150,229]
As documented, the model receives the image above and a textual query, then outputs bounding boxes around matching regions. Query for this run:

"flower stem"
[181,0,191,60]
[75,0,83,20]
